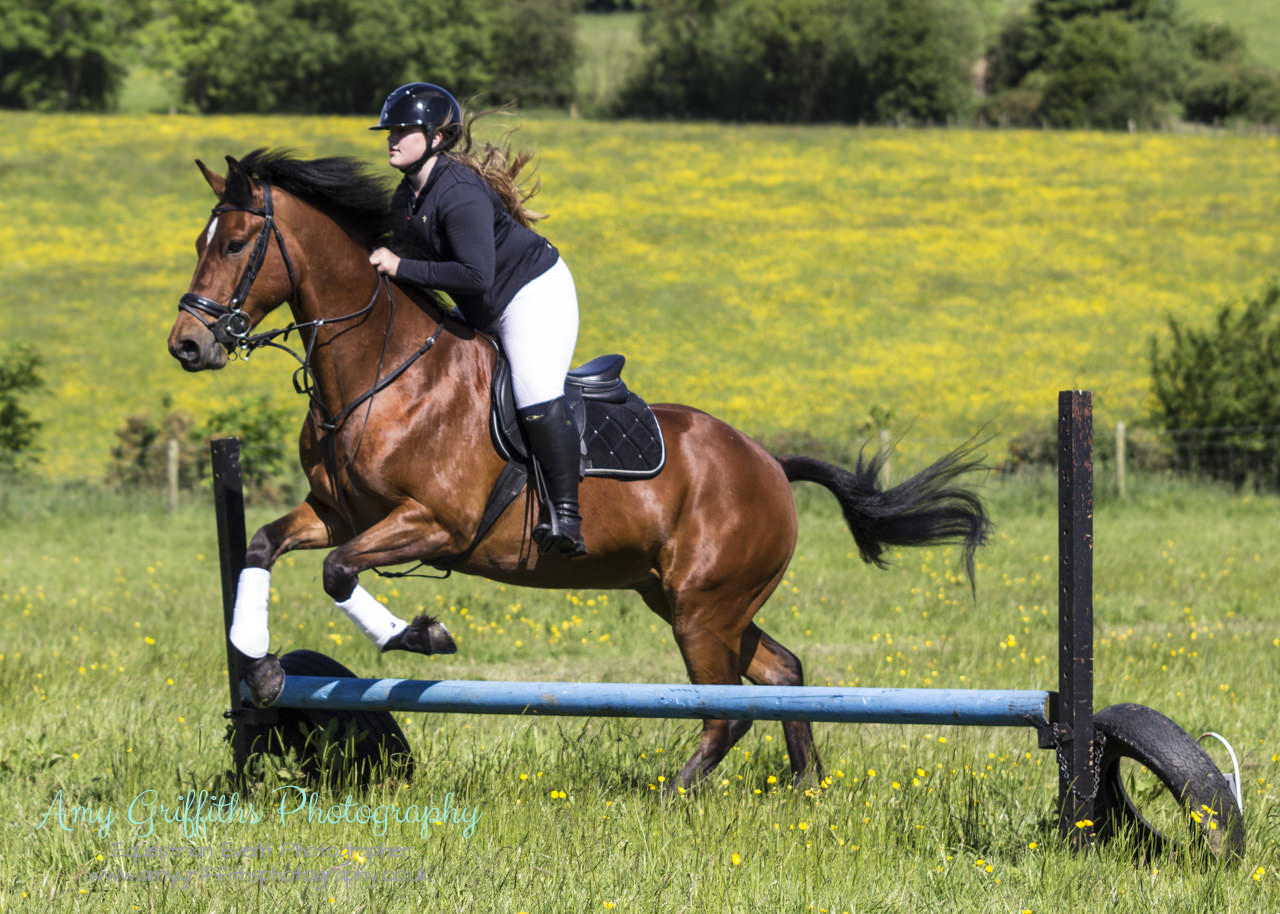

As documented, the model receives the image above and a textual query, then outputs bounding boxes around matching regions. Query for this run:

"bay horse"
[168,150,989,789]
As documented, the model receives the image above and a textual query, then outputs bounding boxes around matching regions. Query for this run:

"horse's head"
[168,156,298,371]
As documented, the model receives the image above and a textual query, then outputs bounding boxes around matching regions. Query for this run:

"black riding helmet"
[371,82,463,174]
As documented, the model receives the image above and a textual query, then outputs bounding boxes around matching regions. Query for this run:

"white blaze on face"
[205,216,219,248]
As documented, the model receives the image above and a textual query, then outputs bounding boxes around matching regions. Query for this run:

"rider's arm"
[393,185,494,295]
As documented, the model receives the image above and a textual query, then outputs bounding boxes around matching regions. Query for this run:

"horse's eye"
[226,239,247,255]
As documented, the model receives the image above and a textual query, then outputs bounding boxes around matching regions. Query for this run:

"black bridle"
[175,179,446,542]
[178,181,299,349]
[175,179,445,433]
[178,176,515,577]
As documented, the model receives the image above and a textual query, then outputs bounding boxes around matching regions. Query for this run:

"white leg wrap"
[336,585,407,648]
[229,567,271,659]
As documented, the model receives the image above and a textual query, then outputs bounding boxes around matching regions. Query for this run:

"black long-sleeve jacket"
[389,156,558,329]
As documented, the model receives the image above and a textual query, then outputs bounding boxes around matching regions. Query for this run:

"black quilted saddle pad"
[581,393,665,479]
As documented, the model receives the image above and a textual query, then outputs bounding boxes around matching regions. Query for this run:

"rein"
[228,271,444,437]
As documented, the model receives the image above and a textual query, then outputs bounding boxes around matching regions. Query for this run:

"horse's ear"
[195,159,225,197]
[223,155,254,206]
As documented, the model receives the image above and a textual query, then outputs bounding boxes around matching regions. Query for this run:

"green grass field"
[4,90,1280,909]
[3,113,1278,479]
[1,474,1278,910]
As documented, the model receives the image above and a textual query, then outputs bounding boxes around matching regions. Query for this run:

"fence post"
[211,438,252,775]
[1115,421,1126,499]
[1057,391,1096,848]
[167,438,180,513]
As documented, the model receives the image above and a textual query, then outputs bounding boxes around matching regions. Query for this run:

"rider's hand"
[369,247,401,277]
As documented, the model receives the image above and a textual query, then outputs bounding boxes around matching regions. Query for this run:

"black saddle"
[489,346,666,479]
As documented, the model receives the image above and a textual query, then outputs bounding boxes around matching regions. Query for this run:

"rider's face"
[387,127,428,169]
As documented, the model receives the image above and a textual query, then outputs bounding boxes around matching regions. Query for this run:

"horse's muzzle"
[168,314,229,371]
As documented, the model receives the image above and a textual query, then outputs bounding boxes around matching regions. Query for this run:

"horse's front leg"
[320,501,459,661]
[229,496,338,706]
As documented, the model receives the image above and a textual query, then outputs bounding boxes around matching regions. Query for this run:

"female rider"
[367,82,586,558]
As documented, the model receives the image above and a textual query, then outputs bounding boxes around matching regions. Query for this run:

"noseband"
[178,181,298,349]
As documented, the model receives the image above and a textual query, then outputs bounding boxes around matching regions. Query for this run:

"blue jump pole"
[261,677,1051,728]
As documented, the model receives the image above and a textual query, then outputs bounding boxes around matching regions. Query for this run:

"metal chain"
[1053,726,1106,821]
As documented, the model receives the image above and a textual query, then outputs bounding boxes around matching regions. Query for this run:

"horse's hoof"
[242,653,284,707]
[658,778,697,803]
[381,614,457,655]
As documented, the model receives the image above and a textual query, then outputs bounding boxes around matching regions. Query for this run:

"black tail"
[777,441,991,589]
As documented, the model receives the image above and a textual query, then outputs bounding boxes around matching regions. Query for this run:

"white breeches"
[494,258,579,408]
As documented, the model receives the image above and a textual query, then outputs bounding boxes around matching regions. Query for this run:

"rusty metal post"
[211,438,252,775]
[1057,391,1096,846]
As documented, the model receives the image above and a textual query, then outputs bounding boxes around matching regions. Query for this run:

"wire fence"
[998,422,1280,496]
[15,421,1280,513]
[1158,425,1280,491]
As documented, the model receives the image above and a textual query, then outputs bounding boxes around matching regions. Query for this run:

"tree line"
[0,0,579,113]
[1,0,1277,125]
[623,0,1280,126]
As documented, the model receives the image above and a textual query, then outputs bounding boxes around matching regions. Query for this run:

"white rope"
[1198,731,1244,816]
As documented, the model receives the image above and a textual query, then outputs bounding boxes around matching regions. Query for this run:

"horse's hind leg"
[642,579,810,790]
[739,624,823,784]
[636,587,753,789]
[672,619,747,790]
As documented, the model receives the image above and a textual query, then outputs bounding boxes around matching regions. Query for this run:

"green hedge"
[1150,281,1280,486]
[0,0,145,110]
[0,344,42,473]
[3,0,577,115]
[984,0,1280,127]
[618,0,980,123]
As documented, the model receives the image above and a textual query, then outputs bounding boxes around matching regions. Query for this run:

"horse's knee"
[742,627,805,687]
[244,528,277,569]
[775,648,804,686]
[322,554,357,602]
[761,654,803,688]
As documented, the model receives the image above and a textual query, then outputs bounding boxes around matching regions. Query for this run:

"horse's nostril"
[171,336,202,368]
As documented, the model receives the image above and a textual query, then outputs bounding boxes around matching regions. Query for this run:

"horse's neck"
[289,228,482,423]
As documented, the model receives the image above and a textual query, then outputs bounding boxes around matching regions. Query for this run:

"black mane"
[229,148,393,249]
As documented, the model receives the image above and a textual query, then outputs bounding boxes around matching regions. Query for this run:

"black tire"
[236,649,414,785]
[1095,702,1244,862]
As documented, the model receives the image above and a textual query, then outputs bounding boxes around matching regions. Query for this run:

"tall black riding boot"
[519,396,587,557]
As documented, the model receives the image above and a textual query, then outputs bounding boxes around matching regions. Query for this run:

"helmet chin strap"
[398,128,439,176]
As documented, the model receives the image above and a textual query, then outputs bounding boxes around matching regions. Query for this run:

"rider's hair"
[446,106,546,228]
